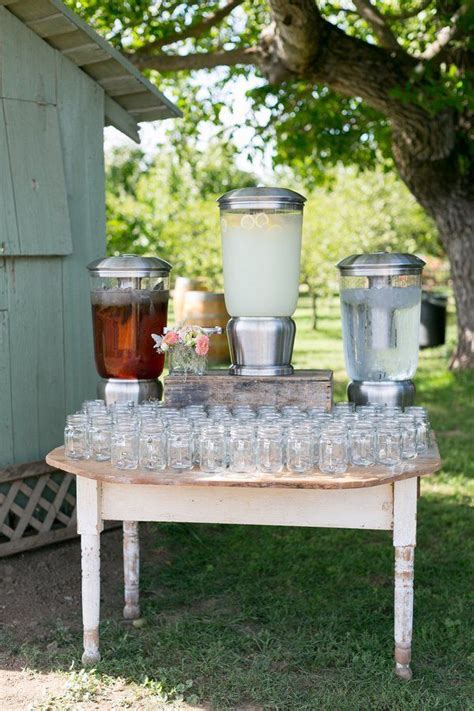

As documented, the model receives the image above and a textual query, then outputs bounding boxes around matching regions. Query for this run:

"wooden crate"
[0,460,78,557]
[164,369,333,410]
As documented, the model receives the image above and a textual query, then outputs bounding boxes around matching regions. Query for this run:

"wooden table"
[46,444,441,680]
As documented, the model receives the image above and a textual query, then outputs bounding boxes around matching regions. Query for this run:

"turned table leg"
[77,476,103,666]
[81,533,101,665]
[123,521,140,620]
[393,477,418,680]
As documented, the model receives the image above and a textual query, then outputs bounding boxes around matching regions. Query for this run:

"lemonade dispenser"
[337,252,425,407]
[218,187,306,375]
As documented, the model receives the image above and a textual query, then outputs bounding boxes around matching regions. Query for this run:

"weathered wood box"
[164,369,333,410]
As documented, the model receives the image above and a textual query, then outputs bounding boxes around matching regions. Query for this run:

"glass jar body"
[139,428,167,471]
[319,428,348,475]
[339,273,422,381]
[64,416,89,460]
[220,209,303,317]
[256,426,284,473]
[168,425,193,470]
[286,425,313,473]
[376,424,402,466]
[111,427,139,469]
[169,345,206,376]
[229,426,256,473]
[199,426,227,473]
[89,417,112,462]
[349,426,376,467]
[90,274,169,380]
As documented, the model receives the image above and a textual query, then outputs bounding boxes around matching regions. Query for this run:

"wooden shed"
[0,0,180,553]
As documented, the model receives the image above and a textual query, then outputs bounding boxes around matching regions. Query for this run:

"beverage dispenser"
[337,252,425,407]
[218,187,306,375]
[87,254,172,404]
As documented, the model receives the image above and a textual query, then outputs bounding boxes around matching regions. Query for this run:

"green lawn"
[17,296,474,709]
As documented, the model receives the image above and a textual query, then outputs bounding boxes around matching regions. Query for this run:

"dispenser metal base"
[227,317,296,377]
[97,378,162,406]
[347,380,416,408]
[229,364,294,376]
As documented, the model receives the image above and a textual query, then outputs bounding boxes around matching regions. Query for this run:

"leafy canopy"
[68,1,472,184]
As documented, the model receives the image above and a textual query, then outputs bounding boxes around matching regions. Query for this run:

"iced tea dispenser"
[87,254,172,404]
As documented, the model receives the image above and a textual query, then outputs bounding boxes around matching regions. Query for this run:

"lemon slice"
[240,214,255,229]
[255,213,269,228]
[269,217,283,230]
[220,217,228,232]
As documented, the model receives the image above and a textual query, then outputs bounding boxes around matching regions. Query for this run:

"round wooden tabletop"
[46,443,441,491]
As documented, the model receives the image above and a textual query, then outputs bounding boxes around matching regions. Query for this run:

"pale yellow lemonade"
[220,211,303,317]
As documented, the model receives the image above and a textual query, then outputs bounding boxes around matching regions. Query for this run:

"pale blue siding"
[0,8,105,467]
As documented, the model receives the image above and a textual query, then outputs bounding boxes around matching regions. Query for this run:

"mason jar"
[199,424,227,473]
[376,420,402,466]
[139,420,167,471]
[64,414,90,460]
[319,425,348,475]
[111,423,139,469]
[398,414,418,460]
[89,414,112,462]
[168,422,193,470]
[286,423,313,473]
[257,423,284,473]
[349,423,376,467]
[229,424,256,473]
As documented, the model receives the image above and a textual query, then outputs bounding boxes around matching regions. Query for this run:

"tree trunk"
[311,291,318,331]
[393,133,474,369]
[441,225,474,369]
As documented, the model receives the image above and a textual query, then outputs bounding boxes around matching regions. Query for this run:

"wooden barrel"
[173,276,207,323]
[182,291,230,365]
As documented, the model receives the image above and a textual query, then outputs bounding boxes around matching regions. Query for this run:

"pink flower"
[195,334,209,356]
[162,330,179,346]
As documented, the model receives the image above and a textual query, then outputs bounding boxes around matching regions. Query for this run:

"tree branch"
[384,0,432,22]
[421,5,468,61]
[352,0,401,50]
[133,0,244,54]
[264,0,449,160]
[265,0,324,74]
[128,46,260,72]
[264,0,414,102]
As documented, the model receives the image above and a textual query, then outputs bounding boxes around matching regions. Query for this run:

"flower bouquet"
[152,324,222,376]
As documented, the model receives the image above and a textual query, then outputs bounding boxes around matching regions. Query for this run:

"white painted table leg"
[77,476,103,666]
[81,533,101,665]
[123,520,140,620]
[393,477,418,680]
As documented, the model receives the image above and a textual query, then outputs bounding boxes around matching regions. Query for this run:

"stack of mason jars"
[64,400,431,475]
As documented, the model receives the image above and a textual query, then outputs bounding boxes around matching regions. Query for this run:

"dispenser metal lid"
[337,252,425,277]
[217,187,306,211]
[87,253,173,278]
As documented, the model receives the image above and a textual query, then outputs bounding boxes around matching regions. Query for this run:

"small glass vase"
[168,344,207,376]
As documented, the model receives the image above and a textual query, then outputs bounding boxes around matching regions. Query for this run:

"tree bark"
[442,225,474,369]
[392,124,474,369]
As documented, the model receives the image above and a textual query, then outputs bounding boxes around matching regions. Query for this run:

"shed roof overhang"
[1,0,181,142]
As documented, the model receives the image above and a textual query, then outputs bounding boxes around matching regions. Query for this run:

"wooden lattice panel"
[0,462,77,557]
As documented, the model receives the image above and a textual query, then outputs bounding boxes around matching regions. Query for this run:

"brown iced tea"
[91,288,169,379]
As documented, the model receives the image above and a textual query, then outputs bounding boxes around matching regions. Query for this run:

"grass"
[14,295,474,709]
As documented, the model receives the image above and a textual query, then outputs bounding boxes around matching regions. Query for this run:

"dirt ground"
[0,529,265,711]
[0,527,148,710]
